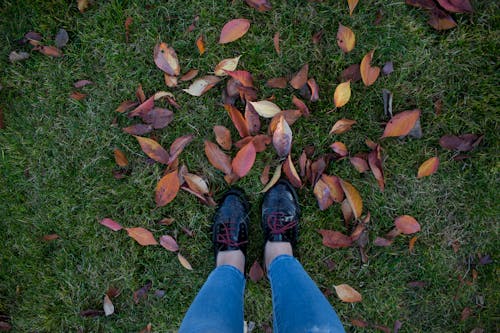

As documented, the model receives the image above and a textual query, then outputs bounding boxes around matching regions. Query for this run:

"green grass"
[0,0,498,332]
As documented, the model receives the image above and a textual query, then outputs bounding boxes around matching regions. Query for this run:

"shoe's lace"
[267,212,297,235]
[216,219,248,247]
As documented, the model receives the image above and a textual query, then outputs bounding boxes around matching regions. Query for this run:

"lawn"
[0,0,498,332]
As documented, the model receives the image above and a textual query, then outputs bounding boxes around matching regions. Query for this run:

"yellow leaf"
[347,0,359,16]
[417,156,439,178]
[178,253,193,270]
[260,164,282,192]
[340,179,363,218]
[334,81,351,108]
[249,100,281,118]
[336,23,355,53]
[126,227,158,246]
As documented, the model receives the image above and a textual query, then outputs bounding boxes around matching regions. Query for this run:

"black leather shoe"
[212,188,250,261]
[261,179,300,250]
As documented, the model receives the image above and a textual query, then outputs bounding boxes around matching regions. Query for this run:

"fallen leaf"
[272,116,292,157]
[9,51,30,62]
[382,109,421,138]
[143,108,174,129]
[178,253,193,270]
[350,156,369,173]
[116,100,138,113]
[232,142,256,177]
[226,70,254,88]
[290,64,309,89]
[283,154,302,188]
[337,23,355,53]
[183,76,221,96]
[69,91,86,100]
[409,236,418,253]
[269,110,302,134]
[204,140,232,174]
[124,17,133,43]
[340,179,363,219]
[308,78,320,102]
[261,164,282,192]
[164,73,178,87]
[322,174,344,202]
[407,281,427,288]
[394,215,420,234]
[334,81,351,108]
[225,104,250,138]
[351,318,368,327]
[428,8,457,30]
[341,64,361,83]
[348,0,359,15]
[180,69,199,81]
[405,0,437,9]
[213,125,232,150]
[139,323,152,333]
[184,173,209,195]
[122,124,153,135]
[439,134,482,152]
[55,28,69,48]
[168,134,194,165]
[382,61,394,75]
[334,284,362,302]
[80,309,104,317]
[368,145,384,191]
[245,0,272,12]
[134,136,169,164]
[155,170,181,206]
[42,234,60,241]
[74,80,93,88]
[100,218,123,231]
[292,95,309,116]
[159,235,179,252]
[330,119,356,135]
[245,103,261,135]
[312,30,324,44]
[310,157,326,185]
[436,0,472,13]
[137,84,146,102]
[133,280,152,304]
[249,260,264,282]
[260,164,271,185]
[128,96,154,118]
[461,307,472,321]
[77,0,90,13]
[330,142,348,157]
[113,148,128,167]
[417,157,439,178]
[273,32,280,54]
[153,43,180,76]
[249,100,281,118]
[196,35,205,55]
[266,77,288,88]
[314,179,334,210]
[341,199,354,224]
[219,19,251,44]
[126,227,158,246]
[360,50,380,86]
[214,55,242,76]
[158,217,175,226]
[382,89,393,118]
[103,295,114,316]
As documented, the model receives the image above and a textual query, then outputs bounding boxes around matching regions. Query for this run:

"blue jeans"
[179,255,345,333]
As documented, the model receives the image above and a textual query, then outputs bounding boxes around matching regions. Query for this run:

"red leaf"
[341,64,361,82]
[394,215,421,234]
[128,96,154,118]
[226,70,254,88]
[225,104,250,138]
[180,69,199,81]
[100,218,123,231]
[314,178,334,210]
[74,80,93,88]
[155,170,180,206]
[122,124,153,135]
[204,140,232,174]
[168,134,194,165]
[142,108,174,129]
[318,229,353,248]
[213,125,232,150]
[381,109,421,138]
[159,235,179,252]
[69,91,86,100]
[330,118,356,134]
[245,103,261,135]
[116,100,138,113]
[126,228,158,246]
[266,77,288,88]
[350,156,369,173]
[249,260,264,282]
[219,19,251,44]
[113,148,129,167]
[368,145,385,191]
[273,32,280,54]
[330,142,348,157]
[436,0,472,13]
[307,78,319,102]
[321,174,344,203]
[289,64,309,89]
[134,136,169,164]
[292,95,309,116]
[260,164,271,185]
[245,0,272,12]
[232,142,256,177]
[428,8,457,30]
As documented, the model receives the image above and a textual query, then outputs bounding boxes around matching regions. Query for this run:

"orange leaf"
[272,116,292,157]
[330,142,348,157]
[381,109,421,138]
[245,103,261,135]
[318,229,353,248]
[168,134,194,165]
[330,118,356,134]
[232,142,256,178]
[180,69,199,81]
[273,32,280,54]
[128,96,154,118]
[292,95,309,116]
[341,199,354,224]
[283,154,302,188]
[77,0,90,12]
[394,215,421,234]
[368,145,384,191]
[164,73,178,87]
[69,91,86,100]
[204,140,232,174]
[113,148,129,167]
[36,45,63,57]
[134,136,169,164]
[417,157,439,178]
[178,253,193,270]
[340,179,363,219]
[126,227,158,246]
[409,236,418,253]
[350,156,369,173]
[336,23,355,53]
[214,55,241,76]
[225,104,250,138]
[196,35,205,55]
[213,125,232,150]
[334,283,362,302]
[159,235,179,252]
[321,174,344,203]
[348,0,359,15]
[249,260,264,282]
[360,50,380,86]
[42,234,60,241]
[155,170,180,207]
[314,178,334,210]
[289,64,309,89]
[251,134,271,152]
[219,19,251,44]
[153,42,180,76]
[226,70,254,88]
[334,81,351,108]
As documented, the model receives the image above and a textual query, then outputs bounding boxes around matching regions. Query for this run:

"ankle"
[216,250,245,274]
[264,241,293,270]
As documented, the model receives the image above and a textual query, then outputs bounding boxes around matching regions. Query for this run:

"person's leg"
[179,189,250,333]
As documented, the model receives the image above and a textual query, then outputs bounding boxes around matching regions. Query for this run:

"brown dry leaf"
[340,179,363,219]
[123,124,153,135]
[133,281,152,304]
[428,8,457,30]
[128,96,154,118]
[350,156,369,173]
[77,0,89,12]
[348,0,359,15]
[381,109,421,138]
[70,91,86,100]
[249,260,264,282]
[42,234,60,241]
[159,235,179,252]
[35,45,63,57]
[330,119,356,135]
[439,134,483,152]
[374,236,394,247]
[330,142,348,157]
[318,230,353,248]
[196,35,205,55]
[334,284,362,302]
[273,32,280,54]
[351,318,368,327]
[116,100,138,113]
[158,217,175,226]
[406,0,437,9]
[245,0,272,11]
[260,164,271,185]
[249,100,281,118]
[337,23,355,53]
[261,163,282,192]
[184,173,209,195]
[153,43,180,76]
[225,104,250,138]
[100,218,123,231]
[168,134,194,165]
[214,56,242,76]
[436,0,472,13]
[341,199,354,224]
[143,108,174,129]
[164,73,178,88]
[368,145,385,191]
[461,307,472,321]
[134,136,169,164]
[126,227,158,246]
[136,84,146,103]
[204,140,232,174]
[245,103,261,135]
[213,125,232,150]
[226,70,254,88]
[273,116,292,158]
[266,77,288,89]
[307,78,319,102]
[417,156,439,178]
[310,157,326,185]
[322,174,344,202]
[178,253,193,270]
[360,50,380,86]
[269,110,302,134]
[409,236,418,253]
[155,170,181,207]
[180,69,199,81]
[113,148,128,167]
[183,76,221,96]
[219,19,251,44]
[232,142,256,177]
[394,215,421,234]
[341,64,361,82]
[124,17,133,43]
[314,178,334,210]
[251,134,271,152]
[334,81,351,108]
[283,154,302,188]
[290,64,309,90]
[292,95,309,116]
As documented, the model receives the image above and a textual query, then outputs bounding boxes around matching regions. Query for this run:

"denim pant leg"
[268,255,345,333]
[179,265,245,333]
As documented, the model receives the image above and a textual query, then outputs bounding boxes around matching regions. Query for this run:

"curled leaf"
[261,164,282,192]
[417,157,439,178]
[334,284,362,302]
[214,55,241,76]
[168,134,194,165]
[292,95,309,116]
[225,104,250,138]
[226,70,254,87]
[153,43,180,76]
[164,73,178,87]
[340,179,363,219]
[126,227,158,246]
[368,145,385,191]
[330,118,356,134]
[330,142,348,157]
[103,295,114,316]
[183,76,220,96]
[348,0,359,15]
[184,173,209,195]
[155,170,181,207]
[273,32,280,54]
[360,50,380,86]
[322,174,344,203]
[180,69,199,81]
[336,23,355,53]
[219,19,251,44]
[381,109,421,138]
[283,154,302,188]
[272,116,292,158]
[314,178,334,210]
